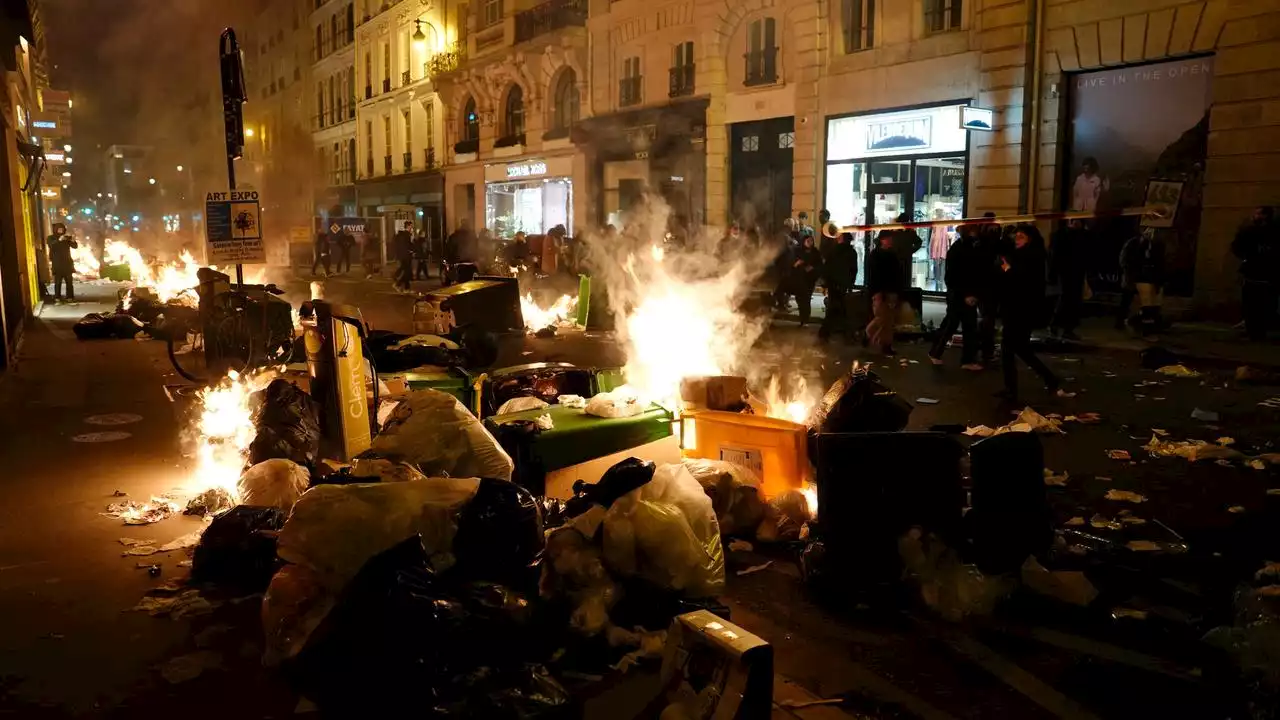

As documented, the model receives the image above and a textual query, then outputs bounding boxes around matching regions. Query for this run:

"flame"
[310,281,324,300]
[763,375,816,425]
[521,292,578,331]
[71,243,100,278]
[801,483,818,519]
[187,369,277,501]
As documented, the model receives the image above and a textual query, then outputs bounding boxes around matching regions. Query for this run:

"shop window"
[486,177,573,237]
[501,84,525,143]
[745,18,778,86]
[551,68,579,134]
[462,97,479,141]
[619,56,642,107]
[482,0,503,28]
[669,41,694,98]
[924,0,962,34]
[841,0,874,53]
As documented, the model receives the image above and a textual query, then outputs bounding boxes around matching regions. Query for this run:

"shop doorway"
[729,117,794,234]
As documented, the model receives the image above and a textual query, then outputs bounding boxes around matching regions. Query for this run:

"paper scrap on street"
[1228,505,1246,514]
[1112,607,1149,620]
[1144,435,1244,462]
[916,397,939,405]
[1107,450,1131,461]
[1064,516,1085,526]
[1156,364,1201,378]
[1090,515,1122,530]
[1043,469,1069,487]
[1105,489,1147,504]
[1126,540,1162,552]
[1190,408,1220,422]
[736,562,773,576]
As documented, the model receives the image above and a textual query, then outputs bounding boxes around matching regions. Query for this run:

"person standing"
[790,233,824,326]
[443,219,472,284]
[1070,157,1109,213]
[1119,228,1166,336]
[975,213,1003,364]
[892,212,923,290]
[414,230,430,280]
[334,228,355,274]
[46,223,77,303]
[773,218,799,309]
[1049,219,1088,340]
[311,229,331,277]
[997,224,1060,403]
[392,224,415,292]
[864,230,902,355]
[929,224,983,369]
[1232,206,1279,341]
[818,228,858,342]
[362,232,381,279]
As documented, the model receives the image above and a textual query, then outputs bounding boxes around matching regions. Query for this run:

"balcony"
[382,78,391,93]
[426,43,465,76]
[424,148,436,169]
[454,138,479,155]
[744,47,779,86]
[619,76,642,107]
[403,151,413,172]
[384,155,393,174]
[669,64,695,98]
[514,0,587,44]
[495,133,525,149]
[402,70,411,86]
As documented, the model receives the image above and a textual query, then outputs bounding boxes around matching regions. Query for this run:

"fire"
[762,375,816,425]
[187,369,277,501]
[103,240,201,304]
[521,292,578,331]
[71,243,100,278]
[800,483,818,519]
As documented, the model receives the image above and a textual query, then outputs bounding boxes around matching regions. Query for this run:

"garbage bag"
[569,457,657,515]
[72,313,114,340]
[496,396,550,415]
[248,379,321,468]
[371,389,514,481]
[540,525,618,636]
[276,477,482,593]
[349,454,429,483]
[237,459,311,511]
[453,478,544,588]
[261,563,335,667]
[191,505,287,591]
[108,312,146,338]
[682,459,766,537]
[601,463,725,597]
[534,496,569,530]
[585,388,644,418]
[808,366,911,435]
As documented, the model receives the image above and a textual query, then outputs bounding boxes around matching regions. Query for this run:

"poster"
[205,190,266,265]
[1141,180,1184,229]
[1065,57,1212,296]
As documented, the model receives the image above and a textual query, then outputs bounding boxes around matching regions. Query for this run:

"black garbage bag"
[433,664,571,718]
[109,312,146,338]
[191,505,287,591]
[564,458,656,518]
[453,478,545,589]
[73,313,113,340]
[490,419,547,494]
[808,366,912,435]
[248,379,321,467]
[965,432,1053,575]
[291,536,560,717]
[534,496,568,530]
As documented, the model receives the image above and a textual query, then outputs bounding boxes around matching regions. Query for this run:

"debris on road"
[1112,607,1149,620]
[1043,469,1069,486]
[736,562,773,576]
[1156,364,1201,378]
[1190,408,1220,422]
[1091,515,1122,531]
[1065,516,1085,526]
[1228,505,1246,514]
[1104,489,1147,504]
[1107,450,1132,461]
[121,530,205,557]
[728,539,754,552]
[133,588,221,619]
[104,495,181,525]
[916,397,939,405]
[159,650,222,684]
[965,407,1065,437]
[1144,435,1244,462]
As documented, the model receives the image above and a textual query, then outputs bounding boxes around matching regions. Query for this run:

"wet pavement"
[1,275,1277,718]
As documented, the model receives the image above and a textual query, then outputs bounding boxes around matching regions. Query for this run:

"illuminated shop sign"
[506,161,547,178]
[960,106,994,131]
[33,120,56,129]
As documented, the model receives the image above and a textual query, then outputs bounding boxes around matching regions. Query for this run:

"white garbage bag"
[261,563,334,666]
[682,459,766,537]
[585,388,644,418]
[276,477,481,593]
[237,459,311,511]
[496,396,550,415]
[540,525,619,636]
[601,463,725,597]
[371,389,514,480]
[350,456,429,483]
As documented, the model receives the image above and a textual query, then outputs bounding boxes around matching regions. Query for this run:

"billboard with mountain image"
[1065,56,1213,296]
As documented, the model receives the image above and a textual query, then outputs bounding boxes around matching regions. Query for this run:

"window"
[382,42,391,90]
[345,3,355,42]
[741,135,759,151]
[347,70,356,118]
[779,131,795,148]
[332,142,340,182]
[620,56,641,107]
[328,75,337,124]
[670,41,694,97]
[316,82,325,126]
[425,100,435,157]
[745,18,778,85]
[482,0,503,28]
[924,0,962,33]
[552,68,579,131]
[365,120,374,174]
[841,0,874,52]
[462,97,479,141]
[404,110,413,152]
[315,24,323,58]
[383,115,392,156]
[329,15,338,51]
[364,51,373,97]
[503,84,525,138]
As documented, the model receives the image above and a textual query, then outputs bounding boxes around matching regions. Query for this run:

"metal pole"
[220,28,247,286]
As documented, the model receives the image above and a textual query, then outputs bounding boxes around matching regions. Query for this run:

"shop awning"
[355,172,444,207]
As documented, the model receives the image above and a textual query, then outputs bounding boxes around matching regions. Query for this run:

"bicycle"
[167,269,296,383]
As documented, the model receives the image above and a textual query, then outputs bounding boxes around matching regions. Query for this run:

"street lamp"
[412,19,427,50]
[176,165,184,172]
[63,144,71,152]
[148,177,156,185]
[244,127,255,138]
[96,192,102,198]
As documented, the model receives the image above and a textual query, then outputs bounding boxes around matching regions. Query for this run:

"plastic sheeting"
[372,389,514,481]
[237,459,311,510]
[681,459,766,537]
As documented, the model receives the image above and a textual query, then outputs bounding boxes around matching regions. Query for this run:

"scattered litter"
[146,564,161,577]
[1191,408,1220,422]
[1157,364,1201,378]
[1112,607,1149,620]
[964,425,997,437]
[1096,476,1112,482]
[736,562,773,577]
[1056,390,1078,398]
[1126,540,1162,552]
[1152,429,1169,436]
[111,490,128,497]
[104,495,181,525]
[133,588,221,619]
[1259,397,1280,409]
[1121,516,1147,526]
[1043,469,1069,487]
[534,413,555,431]
[1064,516,1085,526]
[1145,435,1244,462]
[727,539,754,552]
[915,397,939,405]
[966,407,1065,438]
[779,698,846,710]
[557,394,586,409]
[184,487,235,517]
[159,650,221,684]
[122,531,205,557]
[1105,489,1147,504]
[1249,459,1267,471]
[1218,437,1236,445]
[1217,459,1236,468]
[177,560,192,568]
[1228,506,1246,514]
[1107,450,1131,461]
[1090,515,1122,531]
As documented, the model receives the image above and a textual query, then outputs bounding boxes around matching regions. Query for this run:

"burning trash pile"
[521,292,579,337]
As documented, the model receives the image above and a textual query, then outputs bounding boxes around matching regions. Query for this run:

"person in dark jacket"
[333,229,355,274]
[773,218,799,309]
[1119,228,1166,336]
[928,224,983,369]
[789,234,824,326]
[443,219,473,284]
[413,230,430,280]
[392,225,415,291]
[818,228,858,342]
[46,223,77,302]
[998,224,1060,402]
[892,212,923,289]
[1232,206,1279,340]
[362,232,381,278]
[505,231,530,268]
[864,230,902,355]
[974,213,1004,364]
[310,230,331,276]
[1049,219,1089,340]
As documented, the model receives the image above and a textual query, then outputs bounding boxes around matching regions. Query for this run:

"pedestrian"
[544,224,566,275]
[46,222,77,303]
[506,231,530,269]
[928,224,983,370]
[818,226,858,342]
[443,219,473,284]
[789,233,824,326]
[334,229,354,274]
[814,209,832,257]
[392,224,415,292]
[975,213,1004,364]
[997,224,1061,403]
[864,229,901,355]
[414,230,430,280]
[1049,218,1088,340]
[311,230,331,276]
[1119,227,1166,336]
[892,212,923,289]
[362,232,381,278]
[1232,206,1279,341]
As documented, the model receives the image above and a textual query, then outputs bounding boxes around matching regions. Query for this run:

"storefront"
[483,156,574,238]
[824,102,970,293]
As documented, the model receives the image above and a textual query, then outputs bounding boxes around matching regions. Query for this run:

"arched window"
[504,84,525,138]
[552,69,579,132]
[462,97,479,141]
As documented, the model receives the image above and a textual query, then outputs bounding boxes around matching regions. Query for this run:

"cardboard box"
[680,376,748,412]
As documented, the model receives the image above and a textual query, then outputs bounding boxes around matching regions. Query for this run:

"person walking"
[310,230,331,276]
[1119,228,1166,336]
[46,223,77,303]
[789,233,824,326]
[817,228,858,341]
[892,212,923,289]
[864,230,901,355]
[334,228,355,274]
[362,232,381,279]
[997,224,1060,403]
[975,213,1004,364]
[392,224,415,292]
[1049,219,1089,340]
[929,224,983,370]
[1232,206,1279,341]
[773,218,799,309]
[414,230,430,280]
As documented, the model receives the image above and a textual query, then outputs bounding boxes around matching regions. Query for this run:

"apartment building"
[435,0,589,237]
[353,0,463,240]
[310,0,358,215]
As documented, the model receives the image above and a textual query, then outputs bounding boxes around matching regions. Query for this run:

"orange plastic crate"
[680,410,810,499]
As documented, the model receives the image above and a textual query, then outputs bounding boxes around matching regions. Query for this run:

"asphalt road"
[0,274,1277,718]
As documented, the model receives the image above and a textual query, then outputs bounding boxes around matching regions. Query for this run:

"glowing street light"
[148,177,156,185]
[176,165,184,172]
[61,171,70,177]
[244,127,255,138]
[96,192,102,197]
[412,19,427,50]
[62,144,71,152]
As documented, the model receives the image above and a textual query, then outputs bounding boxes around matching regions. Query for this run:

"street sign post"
[205,190,266,264]
[219,28,248,283]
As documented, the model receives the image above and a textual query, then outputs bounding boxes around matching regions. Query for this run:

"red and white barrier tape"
[825,206,1162,236]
